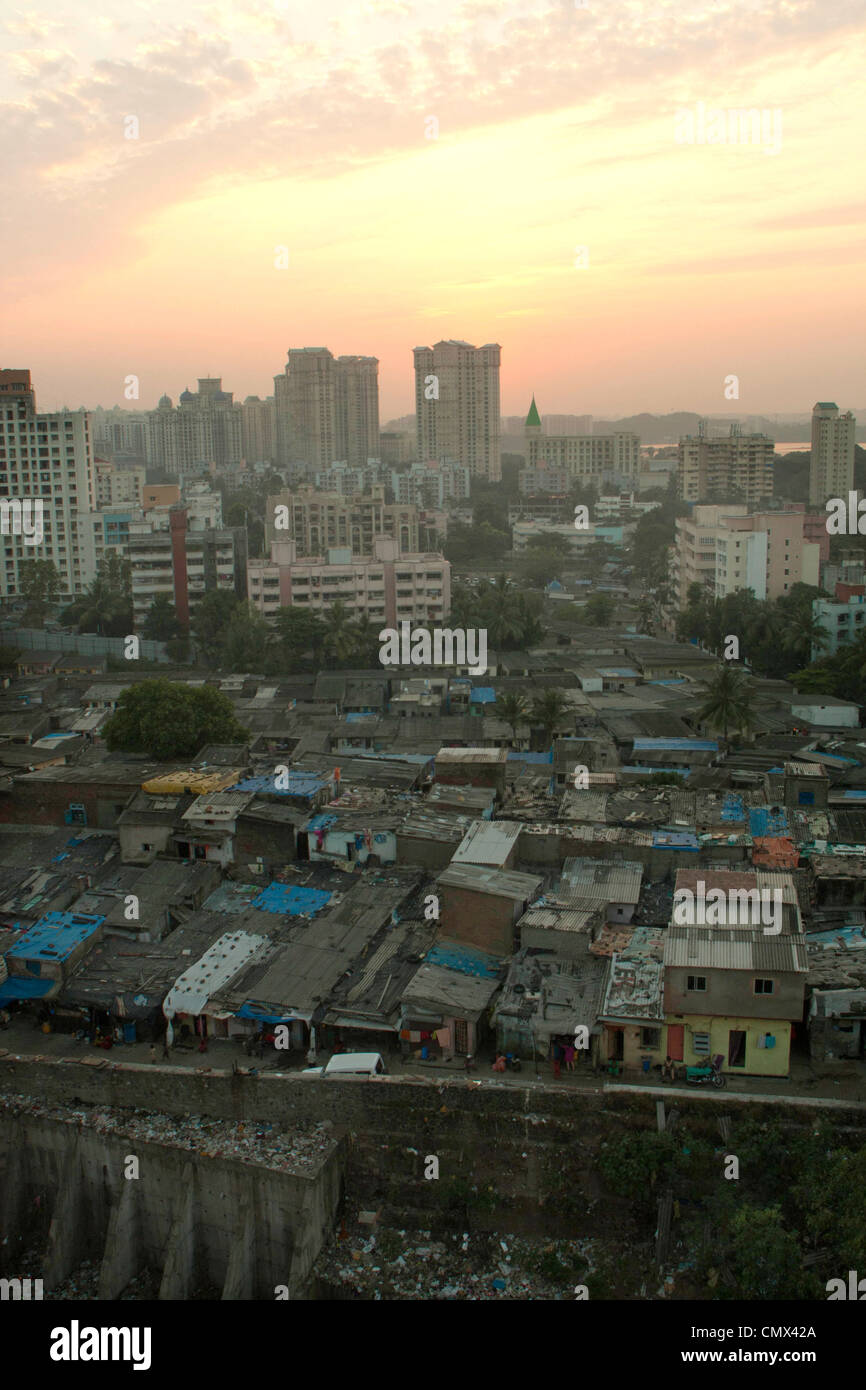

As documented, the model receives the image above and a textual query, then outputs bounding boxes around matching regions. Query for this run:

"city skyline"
[3,0,863,417]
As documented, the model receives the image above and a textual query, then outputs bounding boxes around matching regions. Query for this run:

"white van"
[301,1051,387,1079]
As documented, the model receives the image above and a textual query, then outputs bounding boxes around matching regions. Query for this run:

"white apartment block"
[525,399,638,480]
[248,535,450,627]
[95,459,146,507]
[809,402,855,506]
[414,340,502,482]
[671,505,822,610]
[392,461,471,508]
[0,369,95,601]
[677,426,774,505]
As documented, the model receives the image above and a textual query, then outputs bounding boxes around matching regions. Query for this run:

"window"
[692,1031,710,1055]
[754,978,774,995]
[686,975,707,992]
[640,1027,661,1048]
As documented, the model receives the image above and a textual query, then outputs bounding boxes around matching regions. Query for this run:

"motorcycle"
[684,1054,726,1088]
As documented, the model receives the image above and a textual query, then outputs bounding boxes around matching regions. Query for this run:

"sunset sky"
[2,0,864,418]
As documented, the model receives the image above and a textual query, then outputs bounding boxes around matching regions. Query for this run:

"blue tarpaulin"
[250,883,332,916]
[470,687,496,704]
[633,738,718,752]
[750,807,788,837]
[235,1002,296,1023]
[721,793,745,822]
[0,977,55,1002]
[426,941,501,979]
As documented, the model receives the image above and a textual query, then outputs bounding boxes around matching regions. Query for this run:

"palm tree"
[496,691,528,745]
[487,576,526,649]
[321,600,356,665]
[697,664,755,742]
[351,612,380,667]
[448,582,482,629]
[782,609,830,666]
[529,689,573,748]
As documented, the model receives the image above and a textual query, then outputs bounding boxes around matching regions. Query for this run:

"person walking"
[551,1039,562,1079]
[564,1041,576,1073]
[162,1037,171,1062]
[149,1044,157,1064]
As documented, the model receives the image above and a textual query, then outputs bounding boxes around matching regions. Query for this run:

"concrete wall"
[0,1108,344,1300]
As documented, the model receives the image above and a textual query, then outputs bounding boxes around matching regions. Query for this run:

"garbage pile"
[1,1094,337,1175]
[314,1218,598,1300]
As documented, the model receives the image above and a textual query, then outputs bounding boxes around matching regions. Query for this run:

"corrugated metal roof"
[452,819,522,867]
[664,929,808,972]
[437,863,543,900]
[561,857,643,903]
[436,747,507,763]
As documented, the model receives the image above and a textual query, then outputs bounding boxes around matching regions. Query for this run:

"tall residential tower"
[414,340,501,482]
[809,402,855,505]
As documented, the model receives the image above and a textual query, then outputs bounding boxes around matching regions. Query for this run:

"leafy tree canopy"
[103,680,249,761]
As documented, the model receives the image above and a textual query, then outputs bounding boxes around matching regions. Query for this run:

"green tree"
[321,600,356,665]
[142,594,181,642]
[496,691,528,743]
[724,1206,807,1300]
[274,606,325,666]
[222,602,271,672]
[19,558,61,624]
[516,550,564,589]
[192,590,243,666]
[530,689,572,746]
[64,553,132,637]
[696,664,755,741]
[351,612,381,667]
[103,680,249,760]
[583,592,615,626]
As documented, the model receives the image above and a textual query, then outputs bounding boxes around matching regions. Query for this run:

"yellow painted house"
[663,929,808,1078]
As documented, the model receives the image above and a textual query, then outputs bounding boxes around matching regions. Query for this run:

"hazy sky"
[2,0,863,418]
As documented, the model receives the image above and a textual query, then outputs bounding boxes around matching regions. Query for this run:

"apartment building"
[313,462,383,496]
[677,424,774,505]
[809,402,856,506]
[811,590,866,660]
[379,430,414,466]
[414,340,501,482]
[392,460,471,508]
[0,368,95,601]
[525,397,639,480]
[518,461,570,496]
[94,459,146,507]
[91,409,149,463]
[129,506,247,630]
[241,395,276,465]
[247,535,450,627]
[145,380,244,475]
[671,505,825,609]
[265,486,420,556]
[274,348,379,472]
